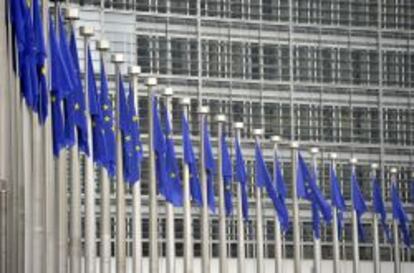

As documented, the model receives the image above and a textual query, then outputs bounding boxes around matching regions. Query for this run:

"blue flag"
[297,153,332,223]
[372,176,391,242]
[391,181,411,248]
[87,47,107,166]
[274,157,290,232]
[99,58,116,177]
[162,104,183,206]
[203,118,216,213]
[152,97,168,195]
[126,85,142,184]
[33,0,48,123]
[118,75,134,182]
[351,168,368,241]
[182,114,202,206]
[330,166,346,239]
[221,133,233,216]
[310,165,321,239]
[68,26,89,154]
[255,142,289,230]
[49,16,72,156]
[234,137,249,220]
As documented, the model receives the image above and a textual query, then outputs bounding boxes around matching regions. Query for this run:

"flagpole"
[390,168,401,273]
[311,147,321,273]
[271,136,283,273]
[216,114,227,273]
[199,105,210,273]
[112,53,126,273]
[80,25,96,273]
[129,65,142,273]
[147,76,159,273]
[290,141,300,273]
[371,163,380,273]
[234,122,245,273]
[163,87,176,273]
[330,152,340,273]
[181,97,193,273]
[350,157,360,273]
[253,129,264,273]
[97,39,111,273]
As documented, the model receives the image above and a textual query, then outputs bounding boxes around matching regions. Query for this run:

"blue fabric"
[274,158,290,232]
[330,166,346,240]
[221,133,233,216]
[234,137,249,220]
[372,177,391,242]
[351,168,368,241]
[391,182,411,248]
[152,97,168,195]
[203,118,217,213]
[182,114,202,206]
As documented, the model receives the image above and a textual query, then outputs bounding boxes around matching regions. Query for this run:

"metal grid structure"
[68,0,414,264]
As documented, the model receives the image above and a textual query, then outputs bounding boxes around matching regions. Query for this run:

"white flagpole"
[390,168,400,273]
[129,65,142,273]
[199,105,210,273]
[371,163,381,273]
[290,141,301,273]
[271,136,283,273]
[112,53,126,273]
[330,153,340,273]
[181,98,193,273]
[234,122,245,273]
[350,157,360,273]
[96,40,111,273]
[80,26,96,273]
[163,87,176,273]
[311,147,321,273]
[146,77,159,273]
[253,129,264,273]
[216,114,227,273]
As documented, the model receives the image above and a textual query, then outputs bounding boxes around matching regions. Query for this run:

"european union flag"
[391,181,411,248]
[221,133,233,216]
[203,118,216,213]
[351,168,368,241]
[330,166,346,239]
[49,16,72,156]
[274,158,290,232]
[255,142,289,230]
[33,0,48,123]
[118,75,134,182]
[312,202,321,239]
[152,97,168,195]
[182,114,203,206]
[234,137,249,220]
[87,47,107,166]
[372,176,391,242]
[162,104,183,206]
[68,26,89,154]
[126,85,142,184]
[99,58,116,177]
[297,153,332,223]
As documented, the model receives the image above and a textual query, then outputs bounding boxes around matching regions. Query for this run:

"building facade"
[70,0,413,270]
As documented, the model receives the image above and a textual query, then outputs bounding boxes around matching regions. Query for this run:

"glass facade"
[70,0,414,263]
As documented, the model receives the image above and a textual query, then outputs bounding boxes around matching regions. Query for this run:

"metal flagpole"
[271,136,283,273]
[311,147,321,273]
[390,168,400,273]
[253,129,264,273]
[97,39,111,273]
[129,65,142,273]
[199,105,210,273]
[163,87,176,273]
[330,153,340,273]
[64,9,81,273]
[350,157,360,273]
[80,25,96,273]
[112,53,126,273]
[291,141,301,273]
[234,122,245,273]
[181,97,193,273]
[371,163,380,273]
[147,77,159,273]
[216,114,227,273]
